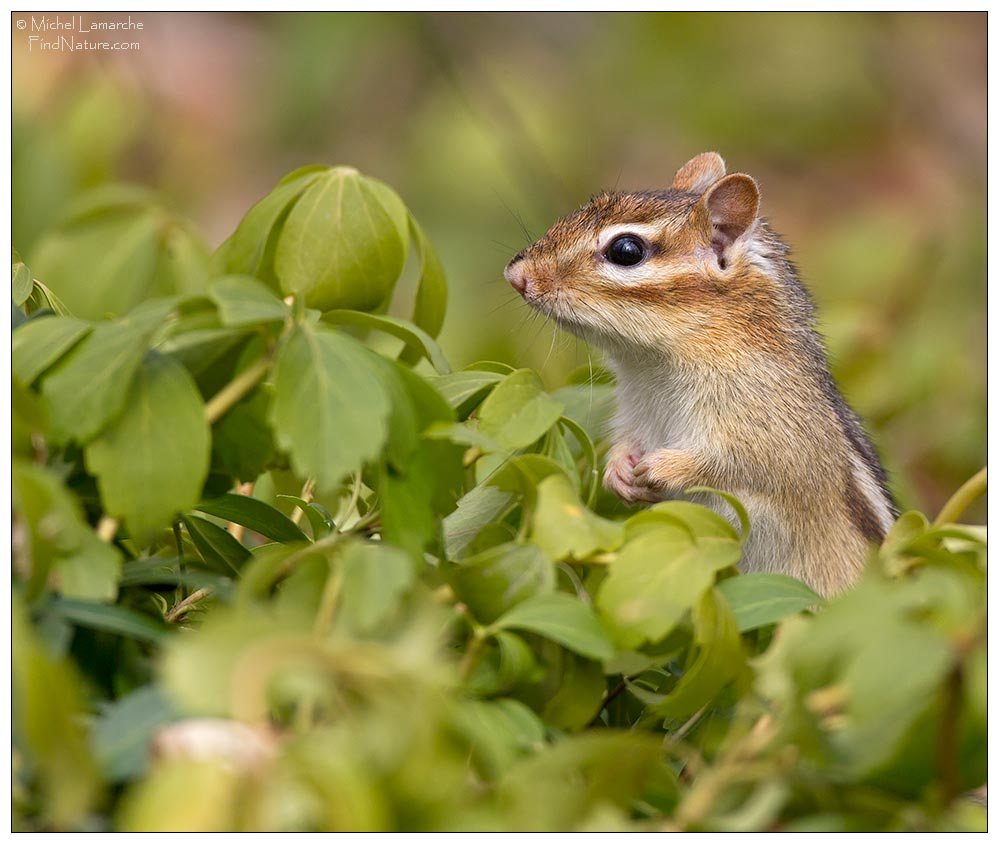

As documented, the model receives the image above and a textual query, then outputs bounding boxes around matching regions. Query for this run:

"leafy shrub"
[11,166,986,832]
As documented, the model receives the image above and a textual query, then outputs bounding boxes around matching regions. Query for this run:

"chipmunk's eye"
[605,235,646,267]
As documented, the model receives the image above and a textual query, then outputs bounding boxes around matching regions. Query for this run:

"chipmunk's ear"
[672,152,726,194]
[701,173,759,266]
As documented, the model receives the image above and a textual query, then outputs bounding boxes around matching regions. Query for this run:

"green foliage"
[213,165,447,338]
[30,187,210,320]
[86,353,211,543]
[270,322,392,493]
[11,166,986,833]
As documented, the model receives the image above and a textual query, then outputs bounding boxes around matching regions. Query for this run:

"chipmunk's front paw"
[632,448,703,494]
[603,446,661,505]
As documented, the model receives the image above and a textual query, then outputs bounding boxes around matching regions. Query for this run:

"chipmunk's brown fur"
[505,152,898,596]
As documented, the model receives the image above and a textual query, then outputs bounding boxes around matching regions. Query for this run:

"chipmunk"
[504,152,898,596]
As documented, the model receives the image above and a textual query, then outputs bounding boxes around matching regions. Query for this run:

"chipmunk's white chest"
[608,356,708,453]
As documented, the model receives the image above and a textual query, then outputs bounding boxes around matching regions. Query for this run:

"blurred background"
[12,11,986,520]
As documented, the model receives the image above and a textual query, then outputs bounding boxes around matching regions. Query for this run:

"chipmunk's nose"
[504,258,530,295]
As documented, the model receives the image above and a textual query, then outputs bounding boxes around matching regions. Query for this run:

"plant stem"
[336,474,362,528]
[936,666,963,805]
[934,466,987,527]
[290,478,316,528]
[165,586,213,623]
[204,355,272,425]
[351,507,381,532]
[272,532,344,584]
[458,629,487,680]
[228,481,255,542]
[173,520,186,602]
[313,568,343,636]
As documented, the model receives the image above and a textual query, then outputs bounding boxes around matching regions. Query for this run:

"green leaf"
[466,360,516,375]
[492,631,542,691]
[208,274,290,327]
[160,599,325,719]
[13,461,69,599]
[275,168,409,311]
[559,415,600,507]
[160,327,251,379]
[31,207,161,319]
[541,425,579,489]
[31,195,209,320]
[92,685,178,782]
[379,458,438,559]
[85,352,211,543]
[336,541,415,634]
[837,622,954,780]
[12,461,122,602]
[759,570,969,784]
[708,779,789,832]
[210,387,277,484]
[489,454,568,502]
[12,598,102,827]
[552,382,616,437]
[400,215,448,357]
[195,493,308,544]
[597,525,741,649]
[430,369,504,416]
[541,652,608,731]
[149,221,211,300]
[452,697,546,780]
[210,166,324,287]
[181,515,252,575]
[881,509,931,554]
[372,361,462,559]
[22,280,72,317]
[492,592,614,662]
[12,376,47,457]
[638,588,746,722]
[276,495,336,540]
[269,323,391,494]
[716,573,823,632]
[449,542,555,624]
[235,543,304,605]
[55,531,122,603]
[499,731,675,831]
[322,309,451,374]
[12,300,27,330]
[531,474,625,561]
[48,597,169,644]
[443,483,517,559]
[477,368,565,450]
[426,420,508,454]
[119,558,230,595]
[628,500,739,541]
[685,486,751,540]
[369,352,454,469]
[12,260,33,305]
[465,630,543,697]
[12,315,92,385]
[41,298,175,444]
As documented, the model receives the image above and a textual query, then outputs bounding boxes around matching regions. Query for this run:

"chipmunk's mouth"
[505,263,602,340]
[523,285,593,336]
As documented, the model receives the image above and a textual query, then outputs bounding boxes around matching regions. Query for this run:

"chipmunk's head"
[504,152,766,355]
